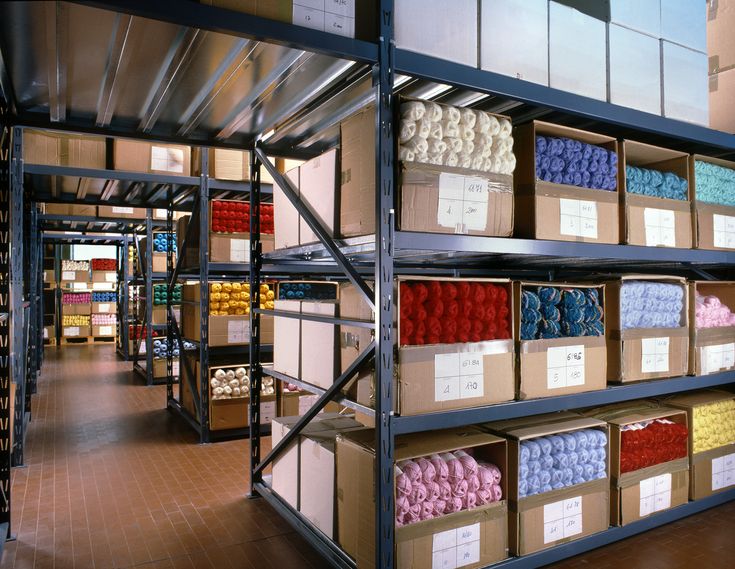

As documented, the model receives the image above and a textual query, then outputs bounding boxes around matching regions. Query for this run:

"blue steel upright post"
[145,209,154,385]
[10,127,23,469]
[198,149,211,444]
[248,145,262,496]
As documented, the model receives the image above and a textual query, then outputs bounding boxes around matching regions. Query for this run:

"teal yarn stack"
[694,160,735,207]
[521,286,603,340]
[625,165,688,200]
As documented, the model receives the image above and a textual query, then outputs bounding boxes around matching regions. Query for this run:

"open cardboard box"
[513,121,619,243]
[482,413,609,555]
[514,281,607,399]
[618,140,693,248]
[580,402,689,526]
[689,155,735,250]
[688,281,735,375]
[604,275,689,383]
[337,427,509,569]
[181,303,273,347]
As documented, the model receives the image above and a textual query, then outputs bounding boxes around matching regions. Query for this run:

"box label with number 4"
[434,352,484,402]
[543,496,583,544]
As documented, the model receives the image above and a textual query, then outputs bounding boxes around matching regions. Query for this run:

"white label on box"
[72,282,86,290]
[260,400,277,425]
[99,326,113,336]
[432,522,481,569]
[65,327,80,337]
[713,214,735,249]
[326,0,355,17]
[644,208,676,247]
[324,12,355,37]
[43,328,48,339]
[293,4,326,31]
[437,173,490,233]
[434,352,484,402]
[155,209,167,218]
[62,271,75,281]
[641,337,670,373]
[543,496,583,544]
[639,473,672,517]
[92,282,113,291]
[230,239,249,263]
[151,146,185,174]
[546,345,585,389]
[712,453,735,491]
[559,198,598,239]
[227,319,249,344]
[98,303,111,313]
[173,360,180,377]
[112,207,134,214]
[702,343,735,375]
[105,273,117,283]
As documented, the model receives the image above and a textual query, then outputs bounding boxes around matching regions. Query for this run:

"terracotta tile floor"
[3,344,734,569]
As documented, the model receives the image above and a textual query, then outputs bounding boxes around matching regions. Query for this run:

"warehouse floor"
[2,346,734,569]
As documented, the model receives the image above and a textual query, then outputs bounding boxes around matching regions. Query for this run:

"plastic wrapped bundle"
[521,286,604,340]
[694,161,735,207]
[535,135,617,191]
[695,293,735,328]
[625,165,688,201]
[619,281,684,330]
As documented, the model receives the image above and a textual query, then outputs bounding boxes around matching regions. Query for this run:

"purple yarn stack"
[535,135,618,191]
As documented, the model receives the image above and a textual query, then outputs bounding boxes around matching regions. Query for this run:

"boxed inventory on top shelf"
[513,121,619,244]
[603,275,689,383]
[191,148,275,184]
[617,140,692,248]
[483,413,609,556]
[664,390,735,500]
[60,260,89,282]
[98,205,146,219]
[113,139,191,176]
[140,233,176,273]
[23,130,106,169]
[337,426,509,569]
[516,282,607,399]
[689,281,735,376]
[91,270,117,284]
[581,401,689,526]
[689,155,735,250]
[44,203,97,216]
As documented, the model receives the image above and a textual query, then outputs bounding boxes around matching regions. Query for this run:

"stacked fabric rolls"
[129,325,160,341]
[153,284,182,306]
[152,233,177,253]
[91,258,116,271]
[91,314,116,326]
[694,161,735,207]
[691,399,735,453]
[61,260,89,271]
[62,292,91,304]
[209,282,274,315]
[63,315,90,327]
[518,429,608,498]
[398,100,516,175]
[395,451,504,526]
[619,281,684,330]
[625,166,688,201]
[399,281,511,346]
[535,136,617,191]
[620,419,688,473]
[210,369,274,400]
[278,282,336,301]
[521,286,603,340]
[695,293,735,328]
[211,201,274,234]
[92,292,117,303]
[151,338,195,359]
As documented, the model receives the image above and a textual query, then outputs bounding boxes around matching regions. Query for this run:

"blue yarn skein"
[694,160,735,207]
[620,281,684,329]
[536,135,617,191]
[626,165,688,201]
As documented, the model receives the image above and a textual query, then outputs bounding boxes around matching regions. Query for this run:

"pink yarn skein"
[445,497,463,513]
[462,492,478,510]
[451,478,468,498]
[439,480,452,501]
[441,452,464,484]
[695,294,735,329]
[420,501,434,521]
[454,450,479,478]
[433,499,447,516]
[395,471,412,496]
[417,457,436,483]
[405,503,421,524]
[399,459,422,483]
[467,474,480,493]
[427,481,441,502]
[430,454,449,481]
[476,488,492,505]
[491,483,503,502]
[408,482,427,506]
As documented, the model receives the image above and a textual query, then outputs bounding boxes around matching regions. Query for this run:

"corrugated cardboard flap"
[396,500,507,542]
[519,334,605,354]
[517,181,619,203]
[614,457,689,488]
[625,194,691,212]
[612,326,688,341]
[692,442,735,465]
[395,427,505,462]
[664,389,735,409]
[584,404,686,427]
[512,478,608,512]
[486,414,606,441]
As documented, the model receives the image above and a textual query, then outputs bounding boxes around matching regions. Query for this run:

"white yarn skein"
[498,117,512,137]
[416,118,432,139]
[229,378,239,389]
[210,378,220,388]
[415,152,429,164]
[398,147,415,162]
[458,152,472,169]
[403,135,428,155]
[476,133,493,149]
[427,121,443,140]
[263,377,274,387]
[461,139,475,155]
[214,387,224,396]
[441,120,459,138]
[425,102,443,122]
[443,105,460,124]
[225,370,235,381]
[482,157,494,172]
[475,110,491,134]
[223,385,233,395]
[444,137,463,153]
[443,151,459,167]
[235,367,247,379]
[401,101,425,121]
[505,154,517,174]
[398,121,416,143]
[471,155,485,171]
[460,108,477,129]
[428,153,443,165]
[233,387,241,397]
[214,369,226,380]
[460,125,475,141]
[487,115,500,136]
[427,138,447,156]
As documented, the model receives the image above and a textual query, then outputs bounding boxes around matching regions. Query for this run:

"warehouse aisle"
[1,345,324,569]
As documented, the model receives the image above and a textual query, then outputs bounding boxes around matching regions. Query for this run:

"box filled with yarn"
[91,258,116,271]
[604,275,689,383]
[336,426,508,569]
[482,412,609,556]
[210,199,274,235]
[62,324,90,338]
[91,270,117,285]
[581,401,689,526]
[690,154,735,250]
[688,281,735,376]
[514,281,607,399]
[618,141,692,248]
[664,389,735,500]
[92,322,116,337]
[513,121,619,243]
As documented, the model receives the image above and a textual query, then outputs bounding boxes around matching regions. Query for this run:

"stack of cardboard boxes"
[708,1,735,133]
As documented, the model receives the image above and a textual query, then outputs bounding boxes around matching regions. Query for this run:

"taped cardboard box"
[688,281,735,375]
[617,141,693,248]
[62,325,90,338]
[60,281,90,292]
[299,148,338,245]
[59,269,89,282]
[113,139,191,176]
[274,167,301,249]
[91,271,117,284]
[513,122,619,243]
[708,0,735,75]
[176,215,274,265]
[709,68,735,134]
[139,238,173,273]
[62,303,91,316]
[337,427,509,569]
[604,275,689,383]
[44,204,98,216]
[181,303,274,346]
[23,130,107,169]
[91,302,115,314]
[514,282,607,399]
[689,154,735,250]
[92,324,116,338]
[483,413,609,555]
[664,389,735,499]
[43,325,54,341]
[98,205,147,219]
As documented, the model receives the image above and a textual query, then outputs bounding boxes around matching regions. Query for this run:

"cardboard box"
[549,2,607,101]
[62,303,91,316]
[483,414,609,555]
[608,24,661,115]
[480,0,548,86]
[91,301,115,314]
[139,239,171,273]
[113,139,191,176]
[337,427,509,569]
[176,215,273,266]
[513,121,619,243]
[514,282,607,399]
[91,271,117,284]
[661,0,707,53]
[92,324,116,337]
[23,130,107,169]
[45,204,98,216]
[98,205,147,219]
[709,68,735,134]
[708,0,735,75]
[274,299,302,378]
[60,269,89,282]
[338,283,374,375]
[664,390,735,499]
[689,281,735,376]
[43,325,54,341]
[274,167,301,249]
[604,275,689,383]
[581,402,689,525]
[662,41,709,126]
[62,325,90,338]
[192,148,248,181]
[181,303,273,346]
[690,154,735,250]
[299,149,338,245]
[618,140,692,248]
[60,281,90,292]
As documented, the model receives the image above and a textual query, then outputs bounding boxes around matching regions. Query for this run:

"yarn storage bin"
[690,154,735,251]
[688,281,735,376]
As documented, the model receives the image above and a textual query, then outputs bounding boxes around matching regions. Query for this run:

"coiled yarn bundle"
[63,292,91,304]
[61,260,89,271]
[691,399,735,453]
[63,315,90,327]
[395,451,503,526]
[535,136,617,191]
[278,282,336,301]
[620,419,688,473]
[399,100,516,175]
[694,161,735,207]
[210,282,274,315]
[91,258,116,271]
[619,282,684,330]
[521,286,603,340]
[151,337,195,359]
[399,281,511,346]
[210,368,273,400]
[92,292,117,303]
[91,314,117,326]
[625,166,688,201]
[695,294,735,328]
[152,233,177,253]
[518,429,608,498]
[153,283,182,306]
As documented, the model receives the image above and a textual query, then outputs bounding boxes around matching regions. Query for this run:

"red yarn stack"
[91,258,116,271]
[619,421,688,473]
[211,201,274,234]
[399,281,511,346]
